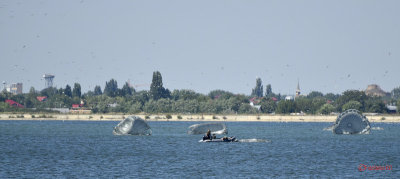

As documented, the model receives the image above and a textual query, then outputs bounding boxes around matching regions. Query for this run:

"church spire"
[296,80,301,97]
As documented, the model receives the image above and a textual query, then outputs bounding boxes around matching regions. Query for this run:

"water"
[0,120,399,178]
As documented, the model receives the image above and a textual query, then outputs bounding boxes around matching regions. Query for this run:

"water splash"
[188,123,227,135]
[238,139,270,143]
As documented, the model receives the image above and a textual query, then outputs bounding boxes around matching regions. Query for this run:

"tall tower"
[295,80,301,98]
[43,74,55,88]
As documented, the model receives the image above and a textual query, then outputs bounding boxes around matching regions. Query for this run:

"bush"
[342,101,362,111]
[212,115,218,119]
[38,114,53,118]
[177,115,182,119]
[318,104,335,115]
[166,114,172,119]
[145,115,150,119]
[223,116,227,119]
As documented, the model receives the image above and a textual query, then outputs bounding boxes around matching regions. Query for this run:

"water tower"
[43,74,55,88]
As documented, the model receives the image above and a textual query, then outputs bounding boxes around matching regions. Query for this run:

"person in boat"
[202,129,212,141]
[222,136,228,141]
[206,129,211,139]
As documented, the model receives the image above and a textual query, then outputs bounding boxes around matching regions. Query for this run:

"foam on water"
[371,127,384,130]
[238,139,270,143]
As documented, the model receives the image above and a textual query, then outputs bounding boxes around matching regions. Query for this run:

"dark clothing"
[204,130,211,140]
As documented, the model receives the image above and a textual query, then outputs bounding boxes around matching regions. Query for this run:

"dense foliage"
[0,71,398,115]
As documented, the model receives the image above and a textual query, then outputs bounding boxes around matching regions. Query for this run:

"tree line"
[1,72,400,114]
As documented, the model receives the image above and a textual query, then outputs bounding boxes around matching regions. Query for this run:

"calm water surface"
[0,120,399,178]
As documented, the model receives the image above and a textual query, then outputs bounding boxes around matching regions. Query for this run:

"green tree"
[335,90,367,112]
[104,79,118,97]
[143,100,157,113]
[325,93,339,102]
[295,97,312,113]
[317,103,335,115]
[227,95,248,113]
[131,91,150,105]
[342,100,362,111]
[120,82,134,97]
[172,99,200,113]
[94,85,102,96]
[129,102,143,113]
[40,87,58,98]
[238,103,258,114]
[265,84,273,97]
[171,89,201,100]
[29,87,37,94]
[365,97,385,113]
[72,83,81,98]
[276,100,296,114]
[260,98,277,113]
[0,102,11,112]
[307,91,323,99]
[397,99,400,114]
[391,87,400,100]
[251,78,263,97]
[64,85,72,97]
[150,71,170,100]
[208,90,234,100]
[311,97,326,114]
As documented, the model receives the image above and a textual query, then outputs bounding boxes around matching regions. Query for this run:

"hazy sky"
[1,0,399,95]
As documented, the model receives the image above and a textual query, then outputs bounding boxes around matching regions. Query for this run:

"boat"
[200,136,238,142]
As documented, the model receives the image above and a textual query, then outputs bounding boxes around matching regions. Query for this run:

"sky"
[1,0,399,95]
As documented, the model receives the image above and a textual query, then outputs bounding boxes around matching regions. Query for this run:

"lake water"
[0,120,399,178]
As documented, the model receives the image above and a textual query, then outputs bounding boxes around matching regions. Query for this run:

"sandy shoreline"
[1,113,399,123]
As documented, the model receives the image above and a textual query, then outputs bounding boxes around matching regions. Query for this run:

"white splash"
[371,127,384,130]
[238,139,270,143]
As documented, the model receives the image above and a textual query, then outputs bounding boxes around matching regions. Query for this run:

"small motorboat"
[201,135,238,142]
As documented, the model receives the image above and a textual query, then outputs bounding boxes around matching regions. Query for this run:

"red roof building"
[72,104,84,108]
[36,96,47,102]
[5,99,24,108]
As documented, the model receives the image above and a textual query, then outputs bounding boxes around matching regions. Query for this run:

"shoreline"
[1,113,399,123]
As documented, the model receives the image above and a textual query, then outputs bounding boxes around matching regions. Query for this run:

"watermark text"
[358,164,392,172]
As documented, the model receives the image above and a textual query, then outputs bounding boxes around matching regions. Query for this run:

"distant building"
[386,105,397,114]
[249,97,261,110]
[108,103,118,108]
[365,84,388,97]
[37,96,47,102]
[5,99,24,108]
[72,104,84,109]
[295,81,301,98]
[285,96,294,101]
[5,83,23,95]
